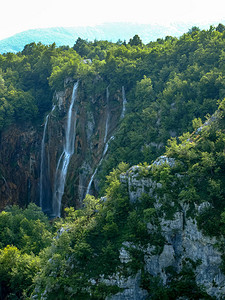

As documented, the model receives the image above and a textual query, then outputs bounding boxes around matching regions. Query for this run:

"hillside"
[0,22,215,54]
[30,104,225,299]
[1,24,225,298]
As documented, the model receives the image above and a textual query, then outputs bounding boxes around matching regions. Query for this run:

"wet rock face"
[62,83,123,210]
[0,80,124,214]
[0,124,41,210]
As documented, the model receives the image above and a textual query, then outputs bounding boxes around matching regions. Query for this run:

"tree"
[216,23,225,33]
[7,89,38,122]
[129,34,143,46]
[188,26,200,34]
[73,37,90,57]
[0,245,40,299]
[0,204,52,255]
[135,76,154,105]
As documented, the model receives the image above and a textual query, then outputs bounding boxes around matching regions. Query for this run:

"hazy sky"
[1,0,225,40]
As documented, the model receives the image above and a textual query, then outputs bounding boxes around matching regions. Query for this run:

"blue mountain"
[0,22,222,54]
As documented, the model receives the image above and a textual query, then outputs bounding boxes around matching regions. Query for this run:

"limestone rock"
[114,162,225,299]
[105,272,148,300]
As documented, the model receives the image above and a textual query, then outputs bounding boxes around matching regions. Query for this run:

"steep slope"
[2,25,225,216]
[1,26,225,299]
[38,79,123,217]
[30,100,225,299]
[0,77,123,215]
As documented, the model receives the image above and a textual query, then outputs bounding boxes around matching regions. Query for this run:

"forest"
[1,24,225,299]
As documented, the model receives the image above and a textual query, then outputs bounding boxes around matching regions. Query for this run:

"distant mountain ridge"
[0,22,217,54]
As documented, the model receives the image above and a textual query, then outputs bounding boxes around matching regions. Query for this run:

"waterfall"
[86,164,99,196]
[86,86,127,196]
[86,136,114,196]
[121,86,127,119]
[40,105,56,211]
[104,87,110,143]
[52,82,78,217]
[86,87,114,197]
[40,114,49,209]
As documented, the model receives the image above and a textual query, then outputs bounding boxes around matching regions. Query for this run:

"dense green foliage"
[1,25,225,152]
[1,25,225,299]
[99,26,225,183]
[2,103,225,298]
[0,204,53,299]
[0,204,52,254]
[27,99,225,299]
[3,25,225,191]
[2,101,225,298]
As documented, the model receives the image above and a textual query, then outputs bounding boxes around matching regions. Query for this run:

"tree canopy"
[1,25,225,299]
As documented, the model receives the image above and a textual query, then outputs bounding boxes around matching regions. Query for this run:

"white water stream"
[86,88,111,196]
[121,86,127,119]
[104,87,110,143]
[86,135,114,196]
[40,84,127,211]
[39,105,56,210]
[86,86,127,197]
[52,82,78,217]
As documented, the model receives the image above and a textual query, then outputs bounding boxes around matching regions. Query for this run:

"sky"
[1,0,225,40]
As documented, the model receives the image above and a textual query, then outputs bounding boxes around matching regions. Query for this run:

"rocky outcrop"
[145,215,225,298]
[105,272,148,300]
[106,163,225,299]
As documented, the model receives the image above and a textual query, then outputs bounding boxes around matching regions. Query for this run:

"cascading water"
[121,86,127,119]
[39,105,56,213]
[86,87,113,196]
[52,82,78,217]
[104,87,110,143]
[86,86,127,197]
[86,136,114,196]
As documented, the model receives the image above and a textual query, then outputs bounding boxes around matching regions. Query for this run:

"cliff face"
[104,161,225,299]
[0,124,41,210]
[49,80,123,215]
[63,81,122,206]
[0,79,124,216]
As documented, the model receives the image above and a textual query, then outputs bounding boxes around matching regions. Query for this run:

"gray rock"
[55,90,65,110]
[86,110,95,146]
[152,155,176,167]
[117,161,225,299]
[106,272,148,300]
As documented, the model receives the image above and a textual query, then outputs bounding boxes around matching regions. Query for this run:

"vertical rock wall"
[106,163,225,299]
[0,79,124,215]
